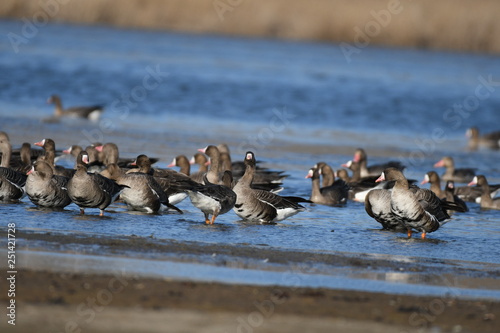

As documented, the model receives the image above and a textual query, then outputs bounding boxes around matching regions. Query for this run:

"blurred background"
[2,0,500,53]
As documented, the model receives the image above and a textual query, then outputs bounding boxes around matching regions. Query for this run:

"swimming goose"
[67,151,126,216]
[186,171,237,224]
[232,152,306,223]
[466,127,500,150]
[468,176,500,210]
[434,156,475,183]
[375,168,465,239]
[47,94,104,121]
[26,160,72,208]
[0,133,27,202]
[305,166,348,206]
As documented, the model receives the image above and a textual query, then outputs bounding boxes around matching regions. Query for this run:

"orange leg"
[210,214,218,225]
[99,210,104,217]
[407,228,412,238]
[421,231,427,239]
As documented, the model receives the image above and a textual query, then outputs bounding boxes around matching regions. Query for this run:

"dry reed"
[1,0,499,53]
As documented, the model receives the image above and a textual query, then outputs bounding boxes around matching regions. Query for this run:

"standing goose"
[34,138,75,178]
[466,127,500,151]
[106,163,180,214]
[26,160,72,208]
[47,94,104,121]
[434,156,475,183]
[365,189,406,231]
[375,168,465,239]
[232,152,306,223]
[305,166,348,206]
[352,148,405,178]
[67,151,125,216]
[186,171,237,224]
[468,176,500,210]
[128,154,190,206]
[0,133,27,201]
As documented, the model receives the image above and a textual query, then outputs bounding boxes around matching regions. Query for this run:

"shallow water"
[0,20,500,280]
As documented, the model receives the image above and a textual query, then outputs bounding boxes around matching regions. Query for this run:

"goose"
[352,148,405,178]
[34,138,75,178]
[106,163,181,214]
[305,166,348,206]
[127,154,191,205]
[365,189,406,231]
[186,171,237,224]
[443,181,469,214]
[198,145,223,184]
[94,143,158,168]
[189,152,209,183]
[434,156,475,183]
[421,171,444,198]
[466,127,500,150]
[468,176,500,210]
[0,133,27,202]
[314,162,336,187]
[67,151,126,216]
[25,160,72,208]
[47,94,104,121]
[168,155,191,175]
[232,151,306,223]
[373,168,465,238]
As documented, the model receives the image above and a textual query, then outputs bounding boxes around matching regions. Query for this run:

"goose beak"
[468,177,478,186]
[167,158,176,168]
[434,160,445,168]
[376,172,385,182]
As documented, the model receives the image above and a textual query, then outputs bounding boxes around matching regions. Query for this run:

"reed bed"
[1,0,500,53]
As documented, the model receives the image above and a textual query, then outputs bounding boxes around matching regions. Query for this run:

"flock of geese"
[0,122,499,239]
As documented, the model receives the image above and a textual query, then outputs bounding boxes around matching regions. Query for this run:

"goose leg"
[210,214,218,225]
[407,228,412,238]
[421,231,427,239]
[99,210,104,217]
[80,208,85,215]
[204,213,210,224]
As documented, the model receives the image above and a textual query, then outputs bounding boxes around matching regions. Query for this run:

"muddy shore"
[1,230,499,332]
[1,269,498,333]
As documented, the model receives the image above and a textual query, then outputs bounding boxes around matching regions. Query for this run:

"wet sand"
[1,230,499,332]
[1,264,498,332]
